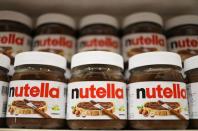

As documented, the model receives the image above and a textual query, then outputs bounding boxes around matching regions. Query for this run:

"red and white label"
[128,81,189,120]
[6,80,67,119]
[67,81,127,120]
[33,35,76,62]
[122,33,166,61]
[77,35,120,53]
[0,32,31,57]
[168,36,198,60]
[0,81,8,118]
[187,83,198,119]
[168,36,198,52]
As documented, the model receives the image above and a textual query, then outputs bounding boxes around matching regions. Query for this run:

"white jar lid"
[129,51,182,70]
[0,10,32,28]
[36,13,76,29]
[0,54,10,70]
[122,12,163,28]
[184,55,198,72]
[79,14,119,29]
[71,51,123,69]
[14,51,66,70]
[165,15,198,30]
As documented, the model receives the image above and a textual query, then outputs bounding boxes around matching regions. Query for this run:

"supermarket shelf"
[0,0,197,19]
[0,130,197,131]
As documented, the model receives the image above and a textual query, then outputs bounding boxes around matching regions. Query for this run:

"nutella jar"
[77,14,120,53]
[33,13,76,67]
[0,10,32,65]
[0,54,10,127]
[184,55,198,128]
[122,12,166,64]
[128,52,189,129]
[166,15,198,61]
[67,51,127,129]
[6,51,67,129]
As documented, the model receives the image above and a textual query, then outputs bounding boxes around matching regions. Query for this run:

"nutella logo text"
[0,33,24,45]
[9,83,60,98]
[136,83,187,99]
[34,36,73,48]
[169,37,198,50]
[79,37,119,49]
[71,83,124,99]
[124,34,166,47]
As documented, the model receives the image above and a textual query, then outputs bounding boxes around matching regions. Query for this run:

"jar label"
[122,33,166,62]
[67,81,127,120]
[167,36,198,61]
[0,81,8,118]
[0,32,31,60]
[128,81,189,120]
[187,83,198,119]
[6,80,67,119]
[77,35,120,53]
[33,35,76,62]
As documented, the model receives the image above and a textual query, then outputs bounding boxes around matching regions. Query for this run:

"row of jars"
[0,51,198,129]
[0,10,198,67]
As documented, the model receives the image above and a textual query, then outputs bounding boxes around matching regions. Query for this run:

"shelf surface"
[0,129,196,131]
[0,0,197,19]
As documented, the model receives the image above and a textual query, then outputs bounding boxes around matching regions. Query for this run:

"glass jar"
[0,54,10,127]
[6,51,67,129]
[33,13,76,67]
[184,55,198,128]
[122,12,166,68]
[77,14,120,54]
[0,10,32,65]
[166,15,198,61]
[128,52,189,129]
[67,51,127,129]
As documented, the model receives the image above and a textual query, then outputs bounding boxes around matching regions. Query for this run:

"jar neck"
[15,65,65,74]
[70,64,124,82]
[35,23,75,36]
[129,65,183,82]
[79,24,118,36]
[185,68,198,83]
[123,22,163,35]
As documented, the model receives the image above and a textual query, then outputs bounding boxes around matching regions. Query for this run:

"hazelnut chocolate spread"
[0,11,32,65]
[6,52,67,129]
[128,52,189,129]
[77,102,113,110]
[166,15,198,61]
[0,54,10,127]
[122,12,166,68]
[11,100,46,109]
[33,13,76,67]
[67,51,127,129]
[144,102,180,110]
[77,14,120,54]
[184,56,198,128]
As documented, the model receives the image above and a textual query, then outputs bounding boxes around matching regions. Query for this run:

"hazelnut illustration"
[75,110,81,117]
[150,112,155,117]
[72,108,76,114]
[142,110,149,117]
[139,108,143,114]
